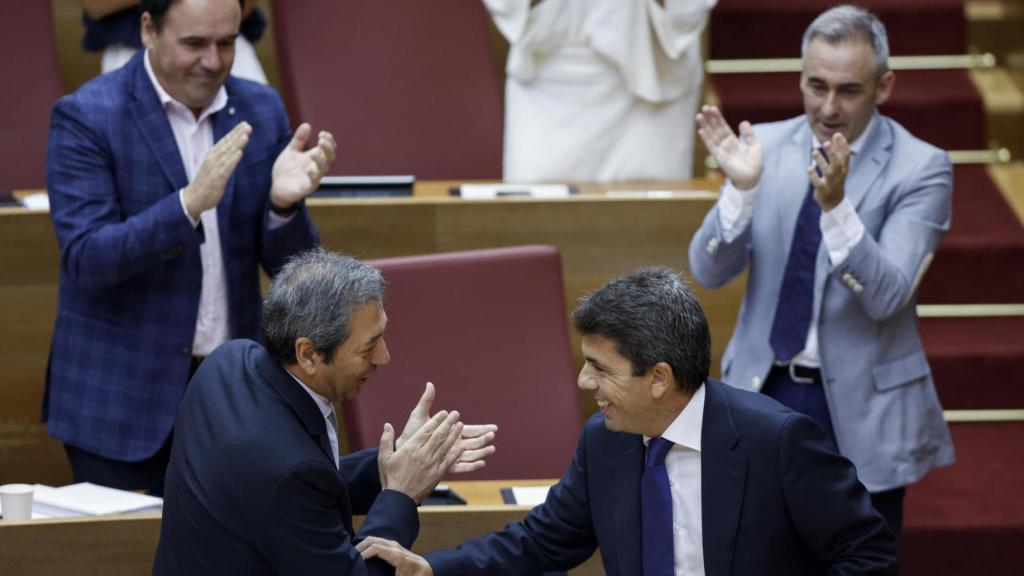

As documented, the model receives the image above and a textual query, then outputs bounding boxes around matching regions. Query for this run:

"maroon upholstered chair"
[343,246,582,480]
[0,1,61,190]
[272,0,503,179]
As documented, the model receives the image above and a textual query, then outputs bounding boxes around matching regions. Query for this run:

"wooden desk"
[0,180,743,485]
[0,479,603,575]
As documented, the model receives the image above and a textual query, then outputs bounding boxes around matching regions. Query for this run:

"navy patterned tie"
[769,180,823,362]
[642,437,675,576]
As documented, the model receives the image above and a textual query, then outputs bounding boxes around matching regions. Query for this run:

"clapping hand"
[269,123,336,210]
[696,105,763,190]
[182,122,251,220]
[397,382,497,474]
[809,132,851,212]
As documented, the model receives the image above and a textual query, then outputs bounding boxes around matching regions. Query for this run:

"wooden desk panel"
[0,181,743,486]
[0,480,603,575]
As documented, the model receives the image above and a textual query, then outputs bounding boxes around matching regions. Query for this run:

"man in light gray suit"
[688,4,954,542]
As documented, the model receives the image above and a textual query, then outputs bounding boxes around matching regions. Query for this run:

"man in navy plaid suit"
[43,0,334,494]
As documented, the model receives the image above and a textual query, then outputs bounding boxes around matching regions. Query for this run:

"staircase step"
[972,68,1024,157]
[988,162,1024,224]
[920,165,1024,304]
[903,421,1024,576]
[710,0,967,60]
[922,316,1024,409]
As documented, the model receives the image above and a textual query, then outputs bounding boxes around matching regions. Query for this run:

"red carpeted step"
[710,69,985,151]
[902,422,1024,576]
[710,0,966,59]
[921,316,1024,409]
[919,166,1024,304]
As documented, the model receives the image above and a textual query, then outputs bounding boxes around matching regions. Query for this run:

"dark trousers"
[63,355,204,497]
[762,365,906,542]
[65,434,173,496]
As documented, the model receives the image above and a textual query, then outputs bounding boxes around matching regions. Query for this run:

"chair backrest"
[272,0,503,179]
[343,246,582,480]
[0,2,61,190]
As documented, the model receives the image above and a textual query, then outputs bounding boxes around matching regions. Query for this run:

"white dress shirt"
[144,50,290,357]
[144,51,231,357]
[288,371,340,469]
[645,383,707,576]
[716,117,875,367]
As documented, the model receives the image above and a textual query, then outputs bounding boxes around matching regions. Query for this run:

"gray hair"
[262,248,385,365]
[801,5,890,77]
[572,267,711,394]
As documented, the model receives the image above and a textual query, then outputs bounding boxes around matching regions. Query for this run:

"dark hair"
[261,248,386,365]
[141,0,245,33]
[572,267,711,393]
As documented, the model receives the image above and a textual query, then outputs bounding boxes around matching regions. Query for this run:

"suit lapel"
[127,52,188,193]
[254,349,337,468]
[842,114,892,212]
[701,381,747,576]
[605,430,644,576]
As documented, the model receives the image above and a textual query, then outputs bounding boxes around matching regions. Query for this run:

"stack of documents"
[30,482,162,518]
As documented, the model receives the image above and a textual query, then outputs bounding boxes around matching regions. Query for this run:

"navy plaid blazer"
[43,51,319,461]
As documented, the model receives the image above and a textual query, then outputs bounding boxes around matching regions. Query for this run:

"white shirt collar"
[143,48,228,122]
[285,369,334,421]
[645,383,706,452]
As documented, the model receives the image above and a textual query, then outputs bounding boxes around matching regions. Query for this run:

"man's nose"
[372,339,391,366]
[199,45,221,70]
[821,91,840,116]
[577,369,596,391]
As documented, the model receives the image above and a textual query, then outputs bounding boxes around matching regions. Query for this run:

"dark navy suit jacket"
[425,379,898,575]
[154,340,418,575]
[43,51,318,461]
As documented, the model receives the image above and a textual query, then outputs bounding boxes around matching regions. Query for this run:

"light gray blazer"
[688,113,955,492]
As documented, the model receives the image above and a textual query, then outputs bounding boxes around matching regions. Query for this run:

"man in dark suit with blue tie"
[155,249,497,575]
[358,267,898,575]
[44,0,333,494]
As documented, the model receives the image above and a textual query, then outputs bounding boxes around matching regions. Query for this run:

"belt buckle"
[788,362,817,385]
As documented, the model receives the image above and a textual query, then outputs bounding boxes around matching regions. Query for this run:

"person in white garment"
[485,0,717,181]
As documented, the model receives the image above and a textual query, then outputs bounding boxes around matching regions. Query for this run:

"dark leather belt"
[771,363,822,384]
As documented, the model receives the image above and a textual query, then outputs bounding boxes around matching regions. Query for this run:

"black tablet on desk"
[313,175,415,198]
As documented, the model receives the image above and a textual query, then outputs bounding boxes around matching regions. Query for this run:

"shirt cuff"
[179,189,199,228]
[821,197,865,265]
[717,180,758,243]
[266,209,295,229]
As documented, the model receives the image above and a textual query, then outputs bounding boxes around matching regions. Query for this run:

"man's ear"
[875,70,896,107]
[649,362,675,399]
[294,337,319,375]
[140,12,157,51]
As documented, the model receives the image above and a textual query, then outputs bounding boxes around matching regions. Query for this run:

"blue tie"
[642,437,675,576]
[769,181,822,362]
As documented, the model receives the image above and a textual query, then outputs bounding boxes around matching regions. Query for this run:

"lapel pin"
[228,107,236,116]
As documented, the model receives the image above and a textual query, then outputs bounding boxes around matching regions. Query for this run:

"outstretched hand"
[696,105,763,190]
[269,123,336,209]
[397,382,498,474]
